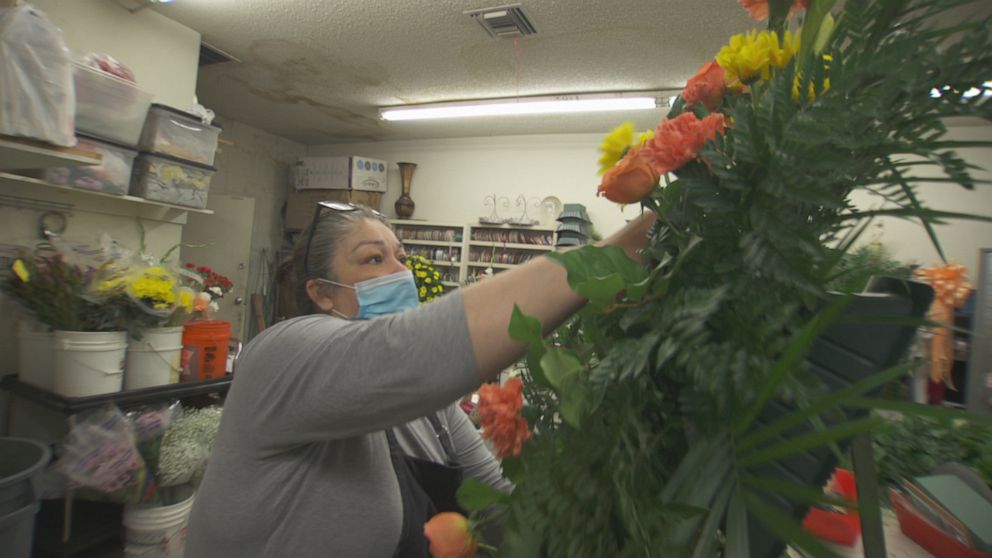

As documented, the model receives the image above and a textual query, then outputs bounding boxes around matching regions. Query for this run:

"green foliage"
[491,1,992,556]
[826,243,913,293]
[870,413,992,489]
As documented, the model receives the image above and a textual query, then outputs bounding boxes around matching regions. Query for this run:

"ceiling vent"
[199,41,241,67]
[465,4,537,39]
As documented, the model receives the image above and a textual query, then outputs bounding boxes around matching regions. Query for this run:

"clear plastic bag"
[0,4,75,146]
[58,404,149,500]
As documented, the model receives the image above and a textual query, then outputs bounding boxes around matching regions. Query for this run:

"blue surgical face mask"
[317,269,420,320]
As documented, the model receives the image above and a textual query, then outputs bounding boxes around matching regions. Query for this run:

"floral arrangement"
[3,253,129,332]
[436,1,992,556]
[181,262,233,319]
[406,255,445,303]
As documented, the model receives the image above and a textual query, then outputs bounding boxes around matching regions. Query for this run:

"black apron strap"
[388,415,466,558]
[426,412,457,464]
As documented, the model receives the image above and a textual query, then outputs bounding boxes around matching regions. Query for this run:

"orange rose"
[596,147,660,205]
[477,377,533,458]
[641,113,728,176]
[424,512,478,558]
[737,0,808,20]
[682,60,726,111]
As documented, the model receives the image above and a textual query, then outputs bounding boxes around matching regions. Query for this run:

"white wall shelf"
[392,220,556,286]
[0,136,101,171]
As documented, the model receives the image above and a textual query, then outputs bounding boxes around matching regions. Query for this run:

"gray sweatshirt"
[186,292,506,557]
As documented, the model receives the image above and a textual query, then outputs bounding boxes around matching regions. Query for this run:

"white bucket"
[123,486,195,558]
[17,321,55,390]
[125,327,184,390]
[52,330,127,397]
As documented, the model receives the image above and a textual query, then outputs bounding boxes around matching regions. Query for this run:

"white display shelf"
[0,172,214,215]
[391,220,557,286]
[466,262,517,270]
[468,240,554,251]
[0,136,101,171]
[402,239,460,247]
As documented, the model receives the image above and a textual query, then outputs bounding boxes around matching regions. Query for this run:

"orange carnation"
[682,60,726,111]
[424,512,478,558]
[641,113,728,176]
[737,0,808,20]
[477,377,532,458]
[596,146,660,204]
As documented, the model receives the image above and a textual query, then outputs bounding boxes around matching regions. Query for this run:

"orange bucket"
[180,320,231,381]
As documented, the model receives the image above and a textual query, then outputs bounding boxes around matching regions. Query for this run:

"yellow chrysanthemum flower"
[717,29,800,84]
[12,259,29,282]
[177,287,196,313]
[596,123,657,175]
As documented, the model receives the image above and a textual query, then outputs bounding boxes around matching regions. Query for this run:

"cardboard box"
[294,156,388,192]
[285,189,383,231]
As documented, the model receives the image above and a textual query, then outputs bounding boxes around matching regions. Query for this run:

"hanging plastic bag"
[0,3,75,146]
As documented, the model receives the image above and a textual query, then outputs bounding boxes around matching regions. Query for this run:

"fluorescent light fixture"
[380,93,661,121]
[929,81,992,99]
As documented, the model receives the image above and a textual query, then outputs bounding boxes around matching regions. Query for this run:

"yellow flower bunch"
[596,122,654,175]
[716,29,800,85]
[405,255,445,303]
[128,266,178,310]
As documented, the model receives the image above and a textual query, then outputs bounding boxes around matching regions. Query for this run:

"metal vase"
[394,162,417,218]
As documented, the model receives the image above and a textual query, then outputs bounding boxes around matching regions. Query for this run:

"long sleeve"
[442,404,513,493]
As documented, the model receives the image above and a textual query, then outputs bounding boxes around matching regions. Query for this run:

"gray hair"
[291,204,389,315]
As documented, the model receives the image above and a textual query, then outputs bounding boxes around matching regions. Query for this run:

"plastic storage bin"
[73,62,153,146]
[42,134,137,195]
[139,104,222,166]
[130,152,216,209]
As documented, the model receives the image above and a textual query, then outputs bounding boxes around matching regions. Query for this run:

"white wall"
[31,0,201,110]
[312,124,992,279]
[308,134,637,239]
[851,124,992,278]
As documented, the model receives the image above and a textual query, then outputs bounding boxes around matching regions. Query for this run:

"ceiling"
[150,0,759,145]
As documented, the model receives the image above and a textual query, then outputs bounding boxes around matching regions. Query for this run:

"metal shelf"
[0,135,102,171]
[0,374,232,414]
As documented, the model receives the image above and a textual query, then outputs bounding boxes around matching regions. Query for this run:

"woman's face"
[319,218,407,317]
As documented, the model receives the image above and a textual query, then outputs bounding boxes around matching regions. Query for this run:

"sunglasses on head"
[302,201,385,278]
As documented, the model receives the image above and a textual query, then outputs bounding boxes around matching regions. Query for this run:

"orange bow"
[914,264,972,386]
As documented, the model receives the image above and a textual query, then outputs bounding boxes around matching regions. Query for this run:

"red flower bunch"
[737,0,808,21]
[182,263,233,301]
[641,112,728,176]
[682,60,726,111]
[477,377,531,458]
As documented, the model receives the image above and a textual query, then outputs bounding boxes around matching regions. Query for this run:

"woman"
[186,202,655,557]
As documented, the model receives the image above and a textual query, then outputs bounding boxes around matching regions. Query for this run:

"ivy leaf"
[510,305,549,387]
[539,344,589,427]
[547,245,647,310]
[540,347,583,390]
[456,478,510,511]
